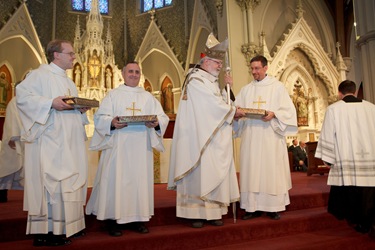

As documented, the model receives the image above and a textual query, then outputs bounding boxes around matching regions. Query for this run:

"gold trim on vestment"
[177,193,236,207]
[174,106,235,185]
[182,76,204,100]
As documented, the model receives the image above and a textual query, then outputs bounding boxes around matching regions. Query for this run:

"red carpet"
[0,172,374,249]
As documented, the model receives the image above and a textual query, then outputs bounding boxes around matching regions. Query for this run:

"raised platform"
[0,172,374,249]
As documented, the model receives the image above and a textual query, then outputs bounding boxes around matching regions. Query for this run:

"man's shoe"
[242,211,262,220]
[267,212,281,220]
[109,229,123,237]
[209,219,224,226]
[33,234,48,247]
[107,220,123,237]
[47,235,71,246]
[134,222,149,234]
[0,189,7,203]
[369,224,375,240]
[70,230,86,238]
[191,220,204,228]
[354,224,370,234]
[33,234,71,247]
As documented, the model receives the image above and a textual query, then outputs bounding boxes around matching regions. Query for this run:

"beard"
[210,69,220,77]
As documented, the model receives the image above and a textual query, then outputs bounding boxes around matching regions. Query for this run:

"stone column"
[353,0,375,103]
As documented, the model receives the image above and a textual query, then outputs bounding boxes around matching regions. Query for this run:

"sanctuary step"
[0,172,374,249]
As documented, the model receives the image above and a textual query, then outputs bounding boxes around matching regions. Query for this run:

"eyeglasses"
[58,52,76,57]
[208,58,223,66]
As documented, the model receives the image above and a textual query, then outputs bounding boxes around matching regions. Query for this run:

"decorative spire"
[105,21,114,62]
[149,9,156,21]
[74,15,81,41]
[296,0,304,19]
[86,0,104,46]
[260,31,271,61]
[215,0,223,17]
[105,21,112,43]
[335,42,347,81]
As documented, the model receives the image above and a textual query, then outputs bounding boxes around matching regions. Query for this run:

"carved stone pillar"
[235,0,261,65]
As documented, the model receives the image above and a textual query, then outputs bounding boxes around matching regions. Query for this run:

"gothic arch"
[138,49,179,92]
[260,0,336,62]
[135,17,184,89]
[268,17,340,103]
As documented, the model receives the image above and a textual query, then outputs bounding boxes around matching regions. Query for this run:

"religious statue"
[88,50,101,88]
[74,65,82,88]
[0,72,10,108]
[105,68,112,89]
[162,83,174,114]
[293,81,310,126]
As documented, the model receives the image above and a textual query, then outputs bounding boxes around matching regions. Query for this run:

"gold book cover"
[63,97,99,108]
[118,115,157,125]
[240,108,267,119]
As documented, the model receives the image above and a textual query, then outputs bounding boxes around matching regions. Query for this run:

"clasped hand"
[52,96,91,113]
[224,73,233,88]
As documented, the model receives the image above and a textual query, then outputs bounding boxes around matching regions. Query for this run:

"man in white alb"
[86,62,169,236]
[16,39,90,247]
[234,55,297,221]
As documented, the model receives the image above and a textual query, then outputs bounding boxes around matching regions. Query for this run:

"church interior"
[1,0,375,248]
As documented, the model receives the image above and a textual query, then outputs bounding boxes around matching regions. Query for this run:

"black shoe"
[242,211,262,220]
[354,224,370,234]
[191,220,204,228]
[208,219,223,226]
[70,230,86,238]
[33,234,48,247]
[47,235,72,246]
[109,228,123,237]
[369,224,375,240]
[267,212,281,220]
[134,222,149,234]
[0,189,7,203]
[107,220,123,237]
[33,234,71,247]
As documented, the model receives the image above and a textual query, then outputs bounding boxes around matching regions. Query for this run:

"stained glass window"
[72,0,109,15]
[142,0,173,13]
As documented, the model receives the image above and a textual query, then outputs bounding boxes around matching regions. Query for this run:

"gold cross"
[253,96,266,109]
[126,102,142,116]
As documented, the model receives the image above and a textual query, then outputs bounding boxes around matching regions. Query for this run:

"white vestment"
[315,99,375,186]
[168,68,240,220]
[0,97,25,190]
[234,75,297,212]
[86,85,169,224]
[16,63,89,237]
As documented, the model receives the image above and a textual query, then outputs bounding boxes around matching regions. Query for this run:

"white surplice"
[16,63,89,237]
[315,99,375,186]
[168,69,240,220]
[234,75,297,212]
[86,84,169,224]
[0,97,25,190]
